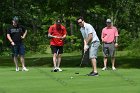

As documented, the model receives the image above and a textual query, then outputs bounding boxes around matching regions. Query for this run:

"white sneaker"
[112,67,116,70]
[22,67,29,71]
[57,67,62,72]
[102,67,107,71]
[16,67,19,72]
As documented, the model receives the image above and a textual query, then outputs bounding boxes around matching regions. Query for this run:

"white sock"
[94,71,97,73]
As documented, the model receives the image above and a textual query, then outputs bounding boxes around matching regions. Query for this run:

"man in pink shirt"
[101,19,119,71]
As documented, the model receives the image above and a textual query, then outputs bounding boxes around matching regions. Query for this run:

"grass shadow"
[0,55,140,68]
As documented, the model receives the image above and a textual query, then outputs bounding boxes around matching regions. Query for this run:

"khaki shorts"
[89,41,100,59]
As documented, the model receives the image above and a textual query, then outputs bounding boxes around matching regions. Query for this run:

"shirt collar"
[81,22,86,28]
[106,26,113,29]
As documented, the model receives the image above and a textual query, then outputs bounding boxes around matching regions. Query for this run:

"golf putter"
[75,50,88,74]
[79,51,86,67]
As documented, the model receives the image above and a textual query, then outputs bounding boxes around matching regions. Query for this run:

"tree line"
[0,0,140,55]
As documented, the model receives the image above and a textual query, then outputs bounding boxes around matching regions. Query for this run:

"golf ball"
[70,77,73,79]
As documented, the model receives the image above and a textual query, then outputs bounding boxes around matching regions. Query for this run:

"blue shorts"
[11,44,25,57]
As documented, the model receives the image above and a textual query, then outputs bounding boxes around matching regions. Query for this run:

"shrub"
[127,38,140,57]
[64,35,82,52]
[118,29,132,50]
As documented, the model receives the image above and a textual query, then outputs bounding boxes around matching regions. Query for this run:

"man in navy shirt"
[7,17,29,71]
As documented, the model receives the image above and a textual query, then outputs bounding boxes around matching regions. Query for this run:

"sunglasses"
[78,21,82,24]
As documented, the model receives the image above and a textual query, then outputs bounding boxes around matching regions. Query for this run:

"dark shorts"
[11,44,25,57]
[103,43,115,57]
[50,45,63,54]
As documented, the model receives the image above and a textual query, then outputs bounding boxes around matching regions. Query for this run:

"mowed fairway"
[0,67,140,93]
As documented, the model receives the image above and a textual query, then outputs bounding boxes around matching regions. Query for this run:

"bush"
[25,30,48,53]
[118,29,132,50]
[127,38,140,57]
[64,35,82,52]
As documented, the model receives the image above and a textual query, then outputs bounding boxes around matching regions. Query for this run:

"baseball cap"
[56,19,61,24]
[106,19,111,23]
[13,16,19,23]
[12,16,19,24]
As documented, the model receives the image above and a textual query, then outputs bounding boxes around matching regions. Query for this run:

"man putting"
[48,19,67,72]
[101,19,119,71]
[77,17,100,76]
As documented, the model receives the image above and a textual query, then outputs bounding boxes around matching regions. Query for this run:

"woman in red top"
[48,19,67,72]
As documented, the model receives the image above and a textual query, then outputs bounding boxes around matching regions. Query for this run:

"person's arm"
[7,34,15,46]
[114,27,119,47]
[115,36,118,48]
[83,33,92,52]
[85,33,93,45]
[61,27,67,39]
[61,34,66,40]
[48,26,58,39]
[115,36,118,43]
[21,30,27,39]
[101,31,104,42]
[101,28,108,42]
[48,33,57,38]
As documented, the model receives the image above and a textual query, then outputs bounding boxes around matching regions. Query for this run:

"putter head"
[75,72,79,74]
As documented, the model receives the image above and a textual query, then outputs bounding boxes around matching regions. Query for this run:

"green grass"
[0,67,140,93]
[0,51,140,93]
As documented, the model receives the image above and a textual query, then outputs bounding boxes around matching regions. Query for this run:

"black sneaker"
[87,71,94,75]
[88,72,99,76]
[54,69,58,72]
[51,69,58,72]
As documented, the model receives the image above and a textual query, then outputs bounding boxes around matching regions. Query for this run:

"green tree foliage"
[0,0,139,54]
[64,35,82,52]
[118,29,132,50]
[127,38,140,56]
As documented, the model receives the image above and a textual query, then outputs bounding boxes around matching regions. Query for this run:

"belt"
[104,42,113,44]
[92,41,100,43]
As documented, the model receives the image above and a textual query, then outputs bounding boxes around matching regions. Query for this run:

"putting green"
[0,67,139,93]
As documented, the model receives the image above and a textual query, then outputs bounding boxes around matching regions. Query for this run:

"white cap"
[106,19,111,23]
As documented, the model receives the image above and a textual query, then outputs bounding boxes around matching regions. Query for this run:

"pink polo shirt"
[101,26,119,43]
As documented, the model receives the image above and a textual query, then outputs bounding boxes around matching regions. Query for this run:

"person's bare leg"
[111,57,116,70]
[103,57,108,68]
[20,55,29,71]
[91,58,97,73]
[53,53,57,68]
[57,54,61,68]
[56,54,62,71]
[13,56,19,71]
[102,57,108,70]
[20,55,25,68]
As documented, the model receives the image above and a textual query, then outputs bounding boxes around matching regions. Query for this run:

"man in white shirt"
[77,17,100,76]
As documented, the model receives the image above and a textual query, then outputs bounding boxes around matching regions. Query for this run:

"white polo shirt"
[80,22,100,43]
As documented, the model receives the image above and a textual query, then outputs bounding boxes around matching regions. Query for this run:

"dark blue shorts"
[50,45,63,54]
[11,44,25,57]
